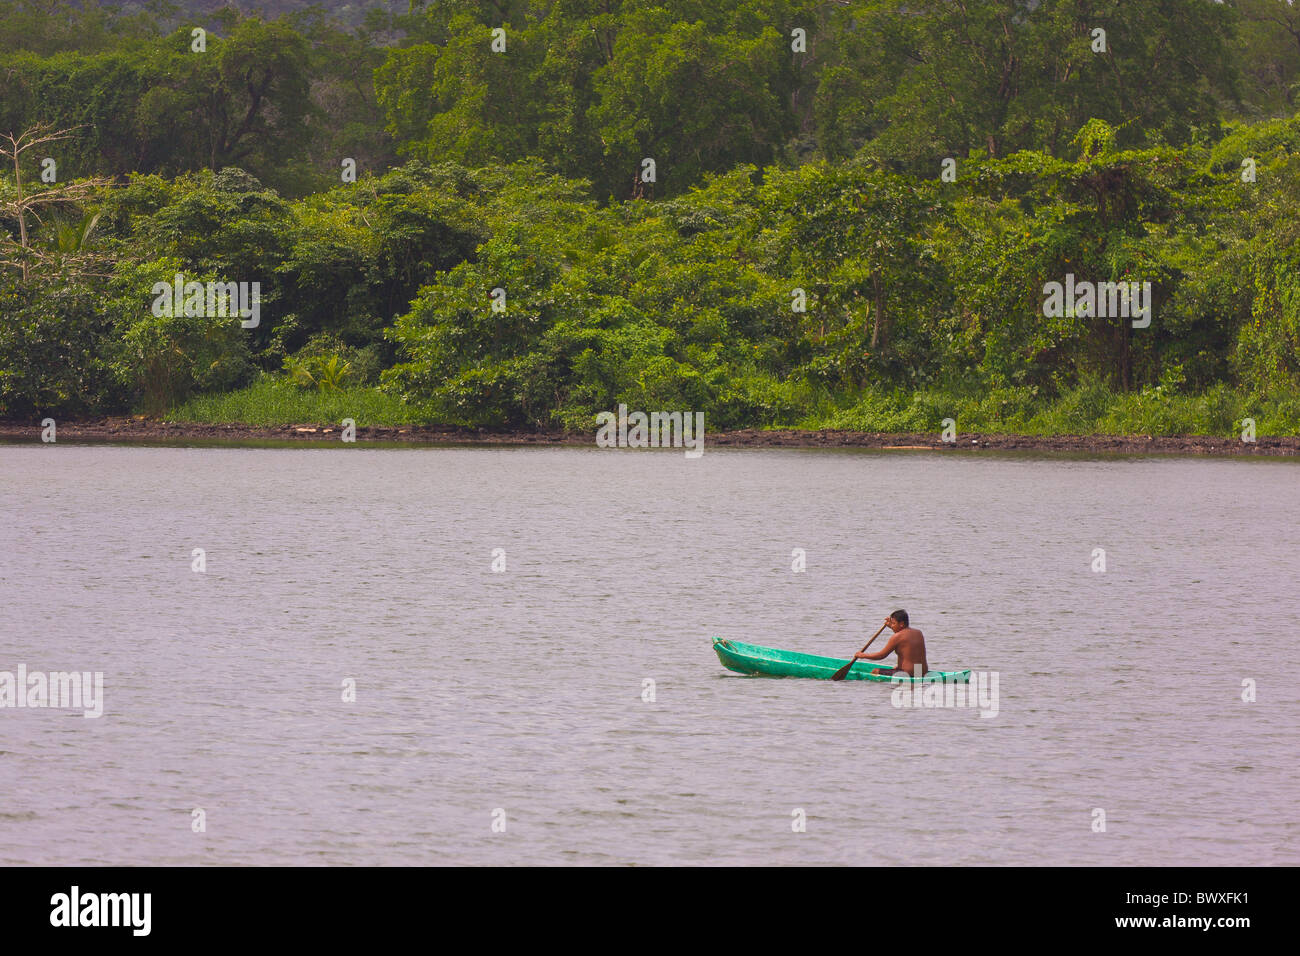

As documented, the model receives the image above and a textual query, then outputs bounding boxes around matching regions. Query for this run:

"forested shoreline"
[4,1,1300,437]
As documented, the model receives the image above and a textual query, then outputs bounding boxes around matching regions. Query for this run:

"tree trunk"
[869,272,887,350]
[1120,314,1131,391]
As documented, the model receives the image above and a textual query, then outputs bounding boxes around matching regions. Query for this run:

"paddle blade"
[830,660,855,681]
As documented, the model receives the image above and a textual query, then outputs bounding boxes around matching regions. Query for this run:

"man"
[855,610,928,677]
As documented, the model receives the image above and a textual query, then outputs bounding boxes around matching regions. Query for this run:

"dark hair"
[890,609,909,627]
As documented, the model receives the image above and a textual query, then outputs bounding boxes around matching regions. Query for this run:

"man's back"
[892,627,928,677]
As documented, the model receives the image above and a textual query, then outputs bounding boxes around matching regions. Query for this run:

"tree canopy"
[3,1,1300,435]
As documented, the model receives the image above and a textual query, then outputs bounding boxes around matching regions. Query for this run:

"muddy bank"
[0,417,575,445]
[712,428,1300,456]
[2,416,1296,456]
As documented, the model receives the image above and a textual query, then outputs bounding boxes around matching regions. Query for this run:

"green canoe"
[712,637,971,683]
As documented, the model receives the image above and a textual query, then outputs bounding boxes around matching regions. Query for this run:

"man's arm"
[858,634,899,661]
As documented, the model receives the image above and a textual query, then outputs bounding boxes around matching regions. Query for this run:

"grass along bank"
[169,377,419,428]
[161,375,1300,439]
[805,380,1300,438]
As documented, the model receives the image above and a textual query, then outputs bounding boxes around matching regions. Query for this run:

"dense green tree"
[822,0,1239,170]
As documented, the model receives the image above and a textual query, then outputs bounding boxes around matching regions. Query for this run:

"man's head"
[887,609,909,631]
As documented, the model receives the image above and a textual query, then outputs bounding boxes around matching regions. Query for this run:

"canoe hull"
[711,637,970,683]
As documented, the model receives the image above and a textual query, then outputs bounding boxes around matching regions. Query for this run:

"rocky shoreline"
[2,417,1297,456]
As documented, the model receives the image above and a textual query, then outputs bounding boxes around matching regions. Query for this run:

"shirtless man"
[855,610,928,677]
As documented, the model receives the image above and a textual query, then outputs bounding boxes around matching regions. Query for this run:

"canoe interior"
[711,637,970,683]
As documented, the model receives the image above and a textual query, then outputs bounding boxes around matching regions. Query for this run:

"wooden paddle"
[831,623,889,681]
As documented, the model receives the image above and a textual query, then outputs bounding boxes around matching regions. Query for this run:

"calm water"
[1,443,1297,865]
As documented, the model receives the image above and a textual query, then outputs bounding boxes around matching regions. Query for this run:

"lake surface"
[1,443,1297,865]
